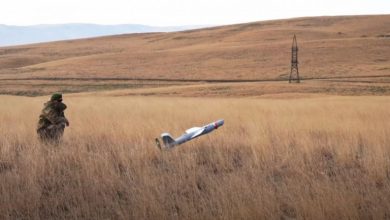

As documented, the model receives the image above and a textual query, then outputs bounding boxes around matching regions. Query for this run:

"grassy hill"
[0,16,390,219]
[0,15,389,81]
[0,15,389,96]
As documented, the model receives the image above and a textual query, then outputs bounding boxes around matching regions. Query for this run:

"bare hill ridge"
[0,24,203,46]
[0,15,389,81]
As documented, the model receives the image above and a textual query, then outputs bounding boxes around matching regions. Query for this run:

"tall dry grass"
[0,95,389,219]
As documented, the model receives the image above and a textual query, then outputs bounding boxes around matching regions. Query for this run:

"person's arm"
[59,103,69,126]
[63,113,69,126]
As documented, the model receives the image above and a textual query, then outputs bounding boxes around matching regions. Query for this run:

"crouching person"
[37,93,69,144]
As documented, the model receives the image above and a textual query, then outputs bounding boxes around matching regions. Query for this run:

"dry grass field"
[1,14,390,219]
[0,94,389,219]
[0,15,389,96]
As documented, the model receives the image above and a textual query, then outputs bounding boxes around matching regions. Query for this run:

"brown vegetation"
[0,95,389,219]
[0,15,389,82]
[0,15,389,219]
[1,15,389,96]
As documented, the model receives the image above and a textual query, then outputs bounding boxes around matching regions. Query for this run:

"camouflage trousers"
[37,122,66,144]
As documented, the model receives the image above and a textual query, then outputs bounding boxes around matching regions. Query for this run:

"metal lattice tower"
[289,34,300,83]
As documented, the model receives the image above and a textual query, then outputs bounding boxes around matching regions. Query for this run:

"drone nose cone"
[214,119,224,129]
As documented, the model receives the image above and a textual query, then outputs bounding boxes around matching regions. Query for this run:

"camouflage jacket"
[37,101,68,130]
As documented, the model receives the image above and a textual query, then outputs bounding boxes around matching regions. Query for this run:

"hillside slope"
[0,24,202,46]
[0,15,389,81]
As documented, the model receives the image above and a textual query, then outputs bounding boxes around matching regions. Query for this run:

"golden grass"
[0,15,389,81]
[0,79,193,96]
[2,79,390,97]
[102,80,390,97]
[0,94,389,219]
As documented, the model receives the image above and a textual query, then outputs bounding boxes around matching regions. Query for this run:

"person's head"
[51,93,63,102]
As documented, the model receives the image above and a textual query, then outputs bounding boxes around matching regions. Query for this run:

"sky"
[1,0,389,26]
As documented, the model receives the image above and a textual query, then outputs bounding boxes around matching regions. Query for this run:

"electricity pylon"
[289,34,300,83]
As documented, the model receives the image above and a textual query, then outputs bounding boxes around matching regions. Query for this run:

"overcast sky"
[1,0,389,26]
